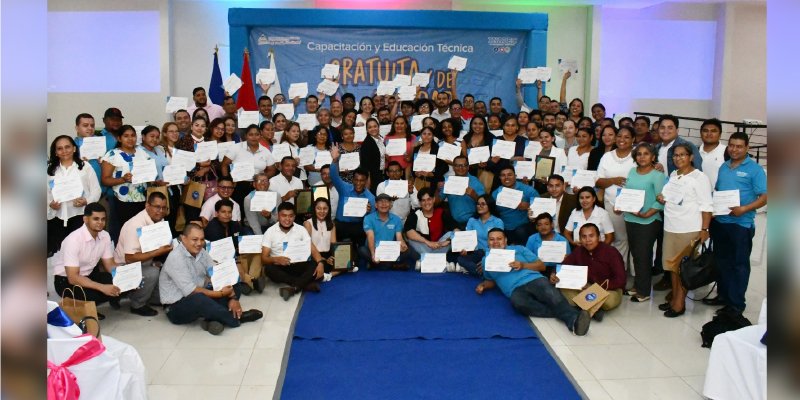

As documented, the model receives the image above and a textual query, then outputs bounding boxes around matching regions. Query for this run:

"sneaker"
[624,288,638,296]
[446,262,457,272]
[455,263,469,274]
[572,310,591,336]
[130,305,158,317]
[322,273,333,282]
[415,260,421,271]
[351,267,359,273]
[200,320,224,335]
[630,294,651,303]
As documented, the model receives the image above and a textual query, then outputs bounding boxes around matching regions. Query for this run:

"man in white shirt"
[187,87,225,121]
[431,92,451,122]
[199,177,241,226]
[376,161,419,223]
[537,175,577,234]
[269,156,304,204]
[699,118,727,189]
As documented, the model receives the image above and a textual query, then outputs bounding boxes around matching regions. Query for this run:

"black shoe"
[253,275,266,294]
[664,308,685,318]
[130,305,158,317]
[240,283,253,296]
[279,287,296,301]
[658,302,671,311]
[572,310,591,336]
[703,296,726,306]
[715,305,742,316]
[240,309,263,323]
[97,312,106,321]
[109,298,121,310]
[591,309,605,322]
[200,320,225,335]
[653,277,671,291]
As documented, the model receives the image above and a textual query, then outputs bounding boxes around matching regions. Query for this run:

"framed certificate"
[331,242,354,271]
[534,156,555,181]
[295,189,314,216]
[311,185,330,202]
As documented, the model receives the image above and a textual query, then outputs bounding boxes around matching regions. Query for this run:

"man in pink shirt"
[187,86,225,121]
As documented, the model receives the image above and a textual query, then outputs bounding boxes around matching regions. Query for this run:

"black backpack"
[700,310,752,348]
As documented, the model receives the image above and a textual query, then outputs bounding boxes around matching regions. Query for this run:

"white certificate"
[288,82,309,99]
[250,191,278,212]
[339,152,361,170]
[410,114,428,132]
[437,142,461,162]
[661,178,686,204]
[443,176,469,195]
[256,68,276,84]
[321,63,340,79]
[411,72,430,87]
[208,237,236,263]
[448,55,468,71]
[491,140,516,159]
[238,235,263,254]
[451,230,478,252]
[496,187,524,209]
[131,159,157,184]
[555,265,588,290]
[484,249,515,272]
[537,241,567,263]
[514,161,536,179]
[317,79,340,96]
[314,150,333,169]
[172,149,197,171]
[713,190,740,216]
[375,241,401,262]
[162,164,187,186]
[296,113,318,131]
[165,96,189,113]
[384,180,409,198]
[343,197,369,217]
[354,126,367,142]
[489,129,504,137]
[524,141,543,160]
[467,146,490,164]
[517,68,539,84]
[561,166,579,183]
[271,143,294,162]
[570,170,597,189]
[614,188,646,212]
[283,240,311,263]
[138,221,172,253]
[413,154,437,172]
[299,146,316,166]
[380,124,392,136]
[536,66,552,82]
[79,136,106,160]
[217,142,237,163]
[273,130,284,143]
[376,81,396,96]
[530,197,557,219]
[231,162,255,182]
[112,262,142,292]
[51,175,84,203]
[194,141,219,162]
[559,58,579,75]
[273,103,294,120]
[210,259,239,291]
[393,74,411,87]
[223,73,243,95]
[397,85,416,101]
[238,111,260,129]
[420,253,447,273]
[385,138,406,156]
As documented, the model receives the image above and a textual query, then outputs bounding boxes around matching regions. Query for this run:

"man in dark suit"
[536,175,577,234]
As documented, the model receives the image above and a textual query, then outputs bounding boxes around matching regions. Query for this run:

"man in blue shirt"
[707,132,767,315]
[491,165,538,245]
[476,228,590,335]
[329,156,375,252]
[360,194,414,270]
[437,155,484,229]
[525,213,571,271]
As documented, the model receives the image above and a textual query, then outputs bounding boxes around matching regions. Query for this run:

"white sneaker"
[415,260,421,271]
[446,262,457,272]
[455,263,469,274]
[322,273,333,282]
[351,267,359,273]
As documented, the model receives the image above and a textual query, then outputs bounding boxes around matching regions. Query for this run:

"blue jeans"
[357,245,416,270]
[407,231,453,257]
[710,220,755,312]
[166,285,243,328]
[509,278,579,330]
[456,249,485,276]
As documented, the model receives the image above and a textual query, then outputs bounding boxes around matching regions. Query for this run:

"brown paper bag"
[146,186,170,216]
[174,205,187,232]
[413,177,431,191]
[665,239,699,271]
[182,180,206,208]
[477,169,495,193]
[572,283,610,316]
[59,287,101,339]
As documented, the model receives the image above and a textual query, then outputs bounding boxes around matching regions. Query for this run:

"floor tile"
[240,348,285,386]
[549,345,594,381]
[152,349,252,385]
[136,348,173,384]
[147,385,239,400]
[254,320,292,349]
[643,342,710,377]
[106,315,188,349]
[575,379,612,400]
[621,317,701,345]
[551,317,638,346]
[236,385,277,400]
[176,319,262,349]
[681,375,706,395]
[599,377,703,400]
[571,344,674,380]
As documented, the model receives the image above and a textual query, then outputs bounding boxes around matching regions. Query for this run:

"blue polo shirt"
[525,232,571,268]
[74,136,103,191]
[482,245,545,298]
[714,155,766,228]
[330,162,376,223]
[492,182,539,230]
[465,215,505,251]
[363,212,403,243]
[440,174,485,223]
[100,129,118,152]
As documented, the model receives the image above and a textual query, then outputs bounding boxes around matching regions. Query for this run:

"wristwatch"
[701,228,709,232]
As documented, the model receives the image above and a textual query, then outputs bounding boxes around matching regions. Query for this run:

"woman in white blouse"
[567,127,593,171]
[535,129,567,190]
[564,186,615,247]
[100,125,153,234]
[304,197,342,281]
[595,126,636,268]
[47,135,101,254]
[222,124,278,208]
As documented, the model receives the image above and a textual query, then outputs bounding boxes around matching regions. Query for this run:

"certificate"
[484,249,515,272]
[317,79,340,96]
[332,242,354,270]
[448,55,468,71]
[112,262,143,292]
[413,154,437,172]
[249,191,278,212]
[271,143,293,161]
[321,63,340,79]
[537,241,567,263]
[231,162,255,182]
[313,150,333,169]
[288,82,308,99]
[51,175,84,203]
[534,156,555,181]
[137,221,172,253]
[222,73,243,95]
[273,103,294,120]
[397,85,416,101]
[273,131,283,143]
[555,265,588,290]
[296,113,318,131]
[514,160,536,179]
[375,241,401,262]
[210,259,239,291]
[530,197,557,219]
[518,68,539,84]
[299,146,316,166]
[172,149,197,171]
[661,178,686,204]
[376,81,396,96]
[217,141,237,161]
[79,136,106,160]
[165,96,189,113]
[443,176,469,195]
[295,189,313,215]
[195,141,219,162]
[561,166,579,183]
[393,74,411,87]
[131,159,157,184]
[237,235,263,254]
[489,129,504,137]
[535,66,552,82]
[410,114,428,132]
[383,180,409,198]
[343,197,369,217]
[437,142,461,162]
[311,185,329,202]
[713,190,740,216]
[614,188,646,212]
[339,153,360,170]
[385,138,406,156]
[162,165,187,186]
[283,240,311,263]
[571,170,597,189]
[451,230,478,252]
[411,72,431,87]
[380,124,391,136]
[354,126,367,142]
[256,68,276,84]
[558,58,579,75]
[496,187,523,209]
[524,141,543,160]
[467,146,490,164]
[208,237,235,263]
[420,253,447,273]
[491,140,516,159]
[237,111,260,129]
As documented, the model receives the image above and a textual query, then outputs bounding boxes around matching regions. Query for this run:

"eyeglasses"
[218,186,235,190]
[148,204,167,211]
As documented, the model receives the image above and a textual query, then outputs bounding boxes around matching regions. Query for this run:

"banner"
[248,27,528,110]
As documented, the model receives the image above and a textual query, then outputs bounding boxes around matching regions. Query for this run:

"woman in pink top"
[384,115,416,180]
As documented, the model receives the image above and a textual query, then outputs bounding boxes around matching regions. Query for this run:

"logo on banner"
[258,34,301,46]
[488,36,518,54]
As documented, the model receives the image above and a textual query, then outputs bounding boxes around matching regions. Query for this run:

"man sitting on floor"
[360,194,415,270]
[476,228,590,336]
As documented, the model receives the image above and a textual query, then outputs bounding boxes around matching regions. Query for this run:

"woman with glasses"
[456,194,504,276]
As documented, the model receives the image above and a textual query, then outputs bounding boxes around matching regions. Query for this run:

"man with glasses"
[113,191,172,316]
[243,172,277,235]
[436,155,484,230]
[376,161,419,223]
[537,174,577,233]
[200,176,241,228]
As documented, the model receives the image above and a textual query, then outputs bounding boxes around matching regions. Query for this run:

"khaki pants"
[238,254,264,288]
[560,288,623,311]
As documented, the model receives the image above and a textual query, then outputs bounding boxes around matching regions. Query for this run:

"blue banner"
[248,27,528,109]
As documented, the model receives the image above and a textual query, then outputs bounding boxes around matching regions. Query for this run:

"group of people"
[48,71,766,336]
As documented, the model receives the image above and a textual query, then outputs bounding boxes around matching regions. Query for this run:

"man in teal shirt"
[437,156,484,229]
[491,166,538,245]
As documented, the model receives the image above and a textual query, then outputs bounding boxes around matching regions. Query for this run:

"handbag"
[680,239,717,290]
[59,286,101,339]
[202,168,218,201]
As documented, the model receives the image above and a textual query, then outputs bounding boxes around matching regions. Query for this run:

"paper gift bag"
[665,239,699,271]
[477,169,495,193]
[413,177,431,191]
[174,205,187,232]
[59,287,101,339]
[182,180,206,208]
[146,186,170,216]
[572,283,609,316]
